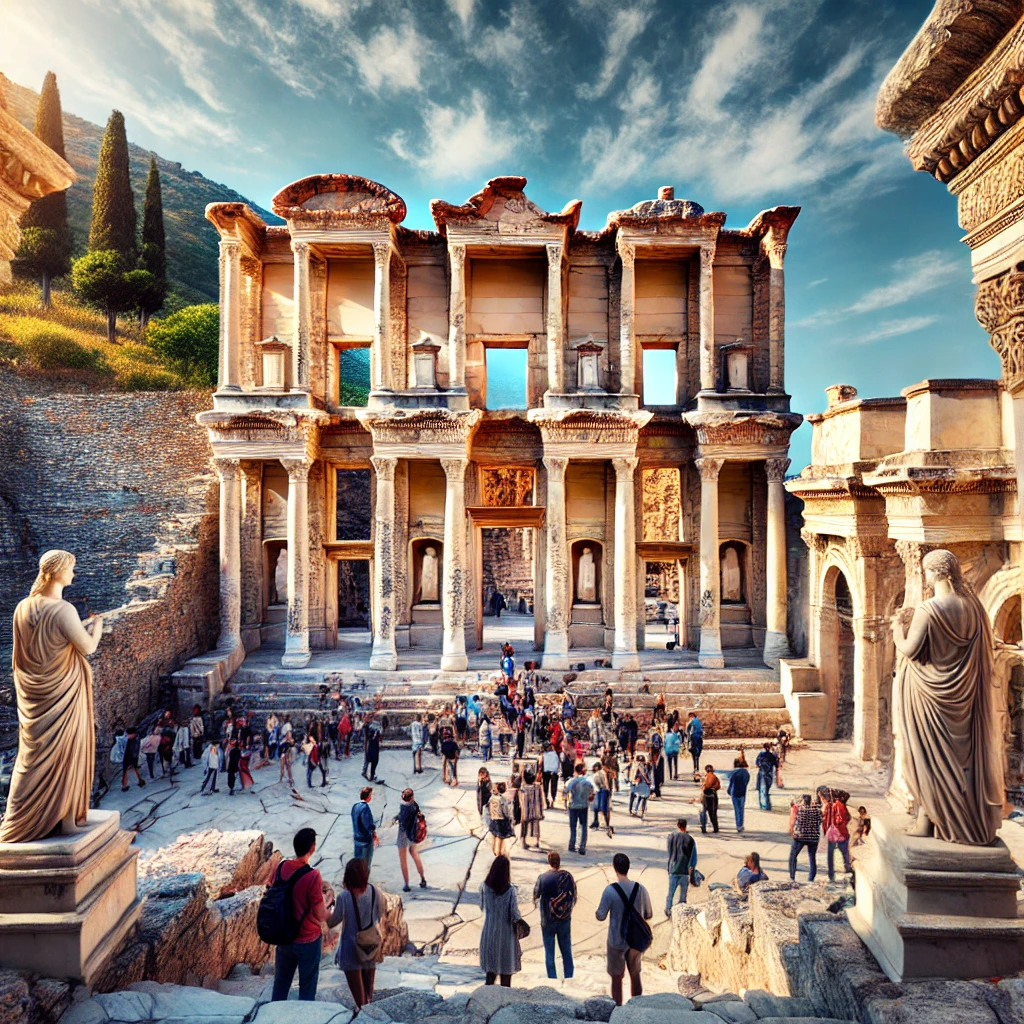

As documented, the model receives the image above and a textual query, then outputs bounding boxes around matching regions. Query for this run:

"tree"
[89,111,136,261]
[72,250,134,343]
[15,71,72,307]
[146,304,219,385]
[137,156,167,327]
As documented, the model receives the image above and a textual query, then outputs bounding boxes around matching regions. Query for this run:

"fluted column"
[214,457,242,651]
[441,457,468,671]
[699,243,716,392]
[447,243,467,391]
[767,240,787,393]
[545,242,565,394]
[618,242,636,395]
[696,457,724,668]
[218,239,242,392]
[291,240,311,393]
[763,457,790,667]
[612,457,640,670]
[372,241,392,392]
[542,455,570,669]
[370,455,398,670]
[281,457,312,667]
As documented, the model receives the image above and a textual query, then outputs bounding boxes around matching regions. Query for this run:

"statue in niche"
[577,547,597,603]
[891,549,1003,845]
[421,546,439,603]
[721,546,742,603]
[1,551,101,842]
[273,548,288,605]
[263,487,287,538]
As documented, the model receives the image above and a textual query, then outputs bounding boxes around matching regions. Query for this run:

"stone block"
[489,1005,577,1024]
[742,991,816,1018]
[137,831,272,898]
[252,1002,353,1024]
[359,990,443,1021]
[608,1009,705,1024]
[0,971,29,1024]
[701,1002,756,1024]
[581,997,615,1022]
[126,983,254,1020]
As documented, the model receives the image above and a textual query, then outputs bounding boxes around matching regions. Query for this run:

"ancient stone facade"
[196,176,800,681]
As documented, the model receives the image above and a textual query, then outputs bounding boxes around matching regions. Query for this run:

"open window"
[642,348,678,406]
[337,345,371,407]
[484,347,528,409]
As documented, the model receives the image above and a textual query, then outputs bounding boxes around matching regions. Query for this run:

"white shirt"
[206,745,220,769]
[542,750,559,773]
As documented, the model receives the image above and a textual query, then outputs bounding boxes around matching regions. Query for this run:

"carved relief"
[975,265,1024,394]
[482,467,535,506]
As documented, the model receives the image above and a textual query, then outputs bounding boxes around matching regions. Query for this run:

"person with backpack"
[268,827,332,1001]
[666,818,698,915]
[596,852,653,1006]
[789,793,822,881]
[352,787,380,868]
[325,857,383,1008]
[819,786,853,881]
[396,788,428,892]
[685,712,704,776]
[533,851,576,980]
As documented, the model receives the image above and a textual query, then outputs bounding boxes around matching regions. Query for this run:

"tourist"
[685,712,703,776]
[492,591,507,619]
[541,743,560,807]
[318,732,331,782]
[362,717,381,782]
[479,714,493,762]
[736,746,749,768]
[699,765,721,834]
[506,773,522,836]
[727,757,750,833]
[591,760,610,832]
[488,781,515,858]
[615,717,631,760]
[281,716,293,748]
[663,724,681,781]
[352,787,380,868]
[270,827,331,1002]
[497,715,513,758]
[279,739,295,787]
[666,818,697,915]
[736,852,769,892]
[549,715,563,753]
[441,729,460,787]
[326,857,382,1008]
[588,709,603,754]
[852,806,872,847]
[533,851,576,980]
[566,761,595,855]
[596,853,652,1006]
[501,644,515,684]
[653,693,666,725]
[141,725,161,780]
[158,722,175,777]
[820,787,853,881]
[238,743,254,792]
[266,712,279,760]
[174,719,192,768]
[602,742,620,795]
[755,742,779,811]
[479,855,522,987]
[189,706,205,760]
[200,739,220,794]
[601,688,615,723]
[628,755,652,818]
[455,696,469,744]
[625,714,639,759]
[121,726,145,792]
[649,728,664,798]
[477,767,493,827]
[397,788,428,892]
[559,735,576,806]
[227,738,241,795]
[789,794,822,881]
[410,713,425,774]
[520,768,544,850]
[338,709,353,758]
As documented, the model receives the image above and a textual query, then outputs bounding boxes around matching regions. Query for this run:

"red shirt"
[822,801,851,842]
[278,858,325,943]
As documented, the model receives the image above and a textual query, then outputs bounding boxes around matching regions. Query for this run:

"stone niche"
[410,538,443,648]
[570,539,604,647]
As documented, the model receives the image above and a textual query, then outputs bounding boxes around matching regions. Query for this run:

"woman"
[819,786,853,881]
[141,726,161,780]
[700,765,721,834]
[339,709,353,758]
[477,767,493,826]
[397,788,428,892]
[479,714,493,762]
[515,712,527,760]
[629,755,652,818]
[649,729,664,798]
[588,709,603,753]
[478,855,522,987]
[591,760,612,836]
[327,858,383,1008]
[238,744,254,792]
[279,738,295,787]
[559,736,576,806]
[519,769,544,850]
[488,781,515,857]
[663,724,681,781]
[427,713,439,757]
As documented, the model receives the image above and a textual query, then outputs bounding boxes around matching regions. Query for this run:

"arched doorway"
[820,565,856,741]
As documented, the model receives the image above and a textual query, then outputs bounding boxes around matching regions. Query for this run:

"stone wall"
[785,491,808,659]
[482,528,534,610]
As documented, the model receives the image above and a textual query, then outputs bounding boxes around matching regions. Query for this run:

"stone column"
[441,457,468,671]
[372,241,392,392]
[763,457,790,667]
[542,455,570,669]
[699,244,716,392]
[545,242,565,394]
[618,242,636,395]
[218,239,242,392]
[696,456,724,668]
[291,240,311,393]
[214,458,242,651]
[281,457,312,667]
[370,455,398,670]
[766,239,787,394]
[612,457,640,670]
[447,243,467,391]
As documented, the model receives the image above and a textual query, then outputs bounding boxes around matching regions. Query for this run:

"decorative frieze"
[976,265,1024,394]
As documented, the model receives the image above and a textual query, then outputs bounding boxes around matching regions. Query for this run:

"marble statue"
[273,548,288,605]
[0,551,101,842]
[891,549,1003,845]
[421,546,439,603]
[721,546,742,603]
[577,547,597,603]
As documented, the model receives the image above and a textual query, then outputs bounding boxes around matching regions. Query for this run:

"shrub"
[146,303,218,385]
[118,366,177,391]
[21,329,104,371]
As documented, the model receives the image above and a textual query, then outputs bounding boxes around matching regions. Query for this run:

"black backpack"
[257,863,312,945]
[546,870,576,922]
[614,882,653,952]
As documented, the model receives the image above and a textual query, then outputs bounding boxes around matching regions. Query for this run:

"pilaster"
[612,456,640,670]
[766,238,787,394]
[545,242,565,395]
[441,457,469,671]
[617,242,636,395]
[698,243,717,392]
[542,455,570,669]
[447,243,467,391]
[763,457,791,667]
[214,457,242,653]
[372,241,392,392]
[370,455,398,670]
[217,239,242,392]
[291,240,312,393]
[281,457,312,667]
[696,456,725,667]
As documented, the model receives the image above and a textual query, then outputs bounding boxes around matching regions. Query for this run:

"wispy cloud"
[808,278,829,288]
[577,4,653,99]
[476,1,550,90]
[348,21,428,94]
[447,0,474,31]
[852,316,938,345]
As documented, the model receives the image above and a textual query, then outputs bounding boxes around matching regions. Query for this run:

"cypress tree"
[89,110,136,262]
[16,71,72,307]
[137,156,167,326]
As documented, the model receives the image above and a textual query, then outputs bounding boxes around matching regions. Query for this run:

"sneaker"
[403,884,411,893]
[138,780,146,788]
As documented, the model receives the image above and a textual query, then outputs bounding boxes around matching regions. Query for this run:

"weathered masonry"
[198,175,800,674]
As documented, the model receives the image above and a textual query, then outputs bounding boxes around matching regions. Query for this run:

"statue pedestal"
[0,810,141,984]
[848,813,1024,982]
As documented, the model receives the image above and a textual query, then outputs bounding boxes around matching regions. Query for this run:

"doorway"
[481,526,535,650]
[821,566,856,741]
[644,559,682,650]
[336,558,372,655]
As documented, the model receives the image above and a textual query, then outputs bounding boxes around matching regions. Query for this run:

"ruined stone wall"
[482,527,534,609]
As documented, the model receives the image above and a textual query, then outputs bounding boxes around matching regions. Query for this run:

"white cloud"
[476,1,549,89]
[852,316,939,345]
[347,21,427,94]
[685,4,763,114]
[447,0,474,30]
[577,4,652,99]
[807,278,828,288]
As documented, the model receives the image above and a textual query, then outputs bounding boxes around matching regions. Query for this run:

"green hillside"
[2,73,279,309]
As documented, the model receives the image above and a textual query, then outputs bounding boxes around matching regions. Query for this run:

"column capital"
[546,241,564,264]
[371,454,398,482]
[371,239,391,266]
[213,456,243,479]
[765,457,791,483]
[290,239,311,258]
[612,456,638,479]
[765,238,788,269]
[441,456,468,480]
[617,241,635,268]
[280,457,312,481]
[543,455,568,481]
[448,242,466,271]
[219,237,242,257]
[695,457,724,482]
[699,243,716,271]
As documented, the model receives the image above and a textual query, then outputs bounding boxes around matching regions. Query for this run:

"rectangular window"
[485,347,528,409]
[338,346,371,407]
[336,469,372,540]
[642,348,677,406]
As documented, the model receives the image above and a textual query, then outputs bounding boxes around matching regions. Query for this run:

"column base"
[369,648,397,671]
[542,630,569,671]
[762,629,790,668]
[698,628,725,668]
[440,653,468,672]
[281,647,311,668]
[612,650,640,671]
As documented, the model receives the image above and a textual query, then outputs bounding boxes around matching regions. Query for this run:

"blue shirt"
[727,767,750,798]
[663,730,681,755]
[566,775,594,810]
[352,800,376,844]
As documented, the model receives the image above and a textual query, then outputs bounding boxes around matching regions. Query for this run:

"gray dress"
[478,882,521,975]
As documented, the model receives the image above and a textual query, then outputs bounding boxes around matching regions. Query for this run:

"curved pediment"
[430,176,581,237]
[271,174,407,229]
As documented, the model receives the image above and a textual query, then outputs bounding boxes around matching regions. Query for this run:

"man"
[666,818,697,915]
[227,738,241,795]
[596,853,653,1006]
[727,757,750,832]
[410,713,425,774]
[736,851,768,892]
[271,827,334,1001]
[565,761,595,855]
[352,787,380,868]
[685,712,704,776]
[755,742,779,811]
[533,851,576,980]
[440,729,460,787]
[189,706,205,761]
[121,726,145,792]
[699,765,721,834]
[541,742,560,807]
[591,760,609,832]
[362,717,381,781]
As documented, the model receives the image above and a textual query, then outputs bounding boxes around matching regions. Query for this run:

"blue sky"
[2,0,998,468]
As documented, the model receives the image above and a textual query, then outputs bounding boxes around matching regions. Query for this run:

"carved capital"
[765,457,791,484]
[617,242,635,270]
[219,238,242,261]
[612,456,638,480]
[280,457,312,482]
[239,254,261,278]
[699,244,716,273]
[371,454,397,483]
[448,243,466,274]
[213,456,243,481]
[976,265,1024,394]
[695,456,723,482]
[764,238,787,270]
[290,239,311,260]
[546,242,564,266]
[543,455,568,483]
[441,457,468,482]
[371,240,391,267]
[800,527,828,555]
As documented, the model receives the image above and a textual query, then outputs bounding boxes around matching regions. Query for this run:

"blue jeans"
[354,840,374,867]
[568,808,588,853]
[827,839,851,880]
[481,744,492,762]
[732,795,746,831]
[789,839,818,881]
[541,918,573,979]
[271,936,322,1000]
[666,872,689,914]
[758,771,773,810]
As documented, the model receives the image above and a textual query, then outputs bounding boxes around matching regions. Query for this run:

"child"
[852,806,872,847]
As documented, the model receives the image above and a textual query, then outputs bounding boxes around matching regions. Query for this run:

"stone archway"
[821,563,856,741]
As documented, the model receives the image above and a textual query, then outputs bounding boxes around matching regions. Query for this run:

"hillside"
[2,73,279,308]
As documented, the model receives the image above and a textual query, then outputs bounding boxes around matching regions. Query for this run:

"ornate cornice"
[272,174,406,229]
[431,176,581,237]
[685,411,803,450]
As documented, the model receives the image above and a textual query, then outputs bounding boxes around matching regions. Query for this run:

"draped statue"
[0,551,101,842]
[421,546,439,603]
[891,549,1003,845]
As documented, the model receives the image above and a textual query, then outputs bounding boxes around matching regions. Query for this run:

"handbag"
[514,918,530,940]
[689,867,705,888]
[352,888,382,965]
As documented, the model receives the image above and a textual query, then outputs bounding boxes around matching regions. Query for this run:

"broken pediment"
[430,176,582,238]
